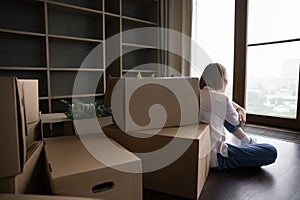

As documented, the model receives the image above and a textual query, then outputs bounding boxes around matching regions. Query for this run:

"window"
[191,0,235,99]
[246,0,300,119]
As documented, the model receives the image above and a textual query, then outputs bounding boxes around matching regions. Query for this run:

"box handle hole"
[92,181,114,193]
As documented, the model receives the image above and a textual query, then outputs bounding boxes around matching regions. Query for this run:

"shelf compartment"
[0,0,45,34]
[0,69,48,97]
[122,46,159,70]
[105,15,120,39]
[50,71,104,96]
[0,32,46,67]
[106,58,121,78]
[122,19,159,47]
[122,0,158,23]
[48,4,103,40]
[40,99,50,114]
[105,0,120,15]
[48,0,102,11]
[51,98,70,113]
[49,38,103,69]
[51,95,103,113]
[105,15,121,77]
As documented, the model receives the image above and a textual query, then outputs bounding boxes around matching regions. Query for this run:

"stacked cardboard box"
[111,77,200,132]
[44,135,142,200]
[0,77,44,194]
[103,124,211,200]
[0,77,143,199]
[104,77,211,199]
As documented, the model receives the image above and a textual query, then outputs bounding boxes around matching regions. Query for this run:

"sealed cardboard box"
[0,141,44,194]
[44,135,142,200]
[111,77,199,132]
[103,123,211,200]
[0,77,40,179]
[0,194,102,200]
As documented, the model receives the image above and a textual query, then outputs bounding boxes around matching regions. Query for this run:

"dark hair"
[199,63,227,90]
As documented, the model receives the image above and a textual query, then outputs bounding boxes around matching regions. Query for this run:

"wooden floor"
[145,129,300,200]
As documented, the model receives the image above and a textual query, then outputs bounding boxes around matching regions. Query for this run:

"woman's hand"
[236,107,246,126]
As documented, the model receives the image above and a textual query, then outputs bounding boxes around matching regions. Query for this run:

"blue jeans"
[217,143,277,169]
[220,120,277,169]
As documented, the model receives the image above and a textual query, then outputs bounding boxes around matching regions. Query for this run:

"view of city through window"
[247,0,300,119]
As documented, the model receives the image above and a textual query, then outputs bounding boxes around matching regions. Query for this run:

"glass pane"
[246,42,300,118]
[248,0,300,44]
[191,0,235,99]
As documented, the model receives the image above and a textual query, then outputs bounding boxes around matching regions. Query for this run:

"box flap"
[16,78,27,171]
[44,135,140,180]
[131,123,209,140]
[40,113,70,123]
[18,79,39,125]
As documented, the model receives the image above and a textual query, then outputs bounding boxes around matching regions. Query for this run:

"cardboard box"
[0,77,40,179]
[0,194,101,200]
[111,77,199,132]
[0,141,44,194]
[103,123,211,200]
[44,135,142,200]
[0,77,26,178]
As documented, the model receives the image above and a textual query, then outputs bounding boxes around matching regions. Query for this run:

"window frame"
[233,0,300,131]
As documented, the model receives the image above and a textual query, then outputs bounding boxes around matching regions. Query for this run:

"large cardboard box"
[103,123,211,200]
[0,194,101,200]
[111,77,199,132]
[0,77,40,179]
[0,141,44,194]
[44,135,142,200]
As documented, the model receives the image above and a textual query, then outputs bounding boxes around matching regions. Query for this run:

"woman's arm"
[232,101,246,126]
[225,98,240,126]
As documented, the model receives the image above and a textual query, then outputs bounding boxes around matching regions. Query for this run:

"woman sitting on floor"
[199,63,277,170]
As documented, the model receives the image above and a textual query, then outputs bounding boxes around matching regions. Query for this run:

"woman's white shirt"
[199,87,240,167]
